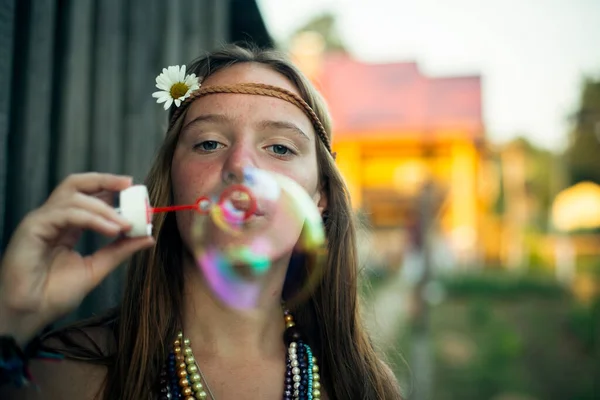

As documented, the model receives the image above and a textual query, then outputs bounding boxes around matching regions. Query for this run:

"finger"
[84,236,155,288]
[94,190,119,206]
[70,193,131,230]
[62,173,133,195]
[42,208,123,239]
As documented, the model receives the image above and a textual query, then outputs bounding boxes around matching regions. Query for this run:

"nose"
[221,142,257,185]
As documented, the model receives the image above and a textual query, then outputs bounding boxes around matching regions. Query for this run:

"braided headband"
[151,66,332,154]
[170,83,332,154]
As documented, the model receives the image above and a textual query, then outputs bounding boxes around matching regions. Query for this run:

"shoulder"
[0,325,115,400]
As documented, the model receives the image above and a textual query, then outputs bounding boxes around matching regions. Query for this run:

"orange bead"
[174,346,182,354]
[179,377,190,387]
[177,369,188,379]
[182,386,193,396]
[176,354,185,363]
[284,315,294,322]
[179,362,187,370]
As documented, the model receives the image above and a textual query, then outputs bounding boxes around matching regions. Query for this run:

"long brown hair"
[53,43,401,399]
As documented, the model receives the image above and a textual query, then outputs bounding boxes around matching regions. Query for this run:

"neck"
[180,251,290,359]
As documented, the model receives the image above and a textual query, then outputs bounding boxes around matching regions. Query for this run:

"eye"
[267,144,293,156]
[194,140,224,152]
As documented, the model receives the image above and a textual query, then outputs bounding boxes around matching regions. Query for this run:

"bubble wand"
[117,184,257,237]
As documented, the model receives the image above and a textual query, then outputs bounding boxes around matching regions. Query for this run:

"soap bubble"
[191,167,326,310]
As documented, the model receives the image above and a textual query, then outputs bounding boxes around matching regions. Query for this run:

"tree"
[496,137,557,231]
[565,78,600,185]
[291,12,347,53]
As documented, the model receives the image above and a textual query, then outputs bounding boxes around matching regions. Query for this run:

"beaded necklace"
[157,309,322,400]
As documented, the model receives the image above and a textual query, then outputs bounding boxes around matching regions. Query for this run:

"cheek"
[171,152,221,246]
[274,161,320,198]
[171,154,217,204]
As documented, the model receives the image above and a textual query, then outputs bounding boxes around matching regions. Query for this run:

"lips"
[226,195,267,218]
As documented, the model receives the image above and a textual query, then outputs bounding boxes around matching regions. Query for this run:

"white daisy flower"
[151,65,201,110]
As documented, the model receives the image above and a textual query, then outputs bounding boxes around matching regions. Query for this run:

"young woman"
[0,44,402,399]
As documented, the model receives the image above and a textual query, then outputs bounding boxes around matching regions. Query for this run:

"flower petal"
[172,66,181,81]
[158,93,172,103]
[157,74,172,87]
[180,65,187,81]
[152,90,166,99]
[174,98,181,107]
[166,66,177,83]
[164,97,173,110]
[185,74,199,88]
[184,75,195,86]
[155,79,169,89]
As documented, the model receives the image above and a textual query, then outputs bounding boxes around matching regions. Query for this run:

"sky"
[257,0,600,151]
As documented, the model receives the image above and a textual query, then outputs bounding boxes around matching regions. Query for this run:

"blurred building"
[292,32,491,268]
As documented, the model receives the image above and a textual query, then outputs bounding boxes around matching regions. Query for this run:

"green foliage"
[439,271,566,299]
[565,78,600,185]
[566,298,600,353]
[291,12,347,52]
[392,272,597,399]
[495,137,560,231]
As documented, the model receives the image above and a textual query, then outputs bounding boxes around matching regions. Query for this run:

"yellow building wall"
[333,142,363,208]
[333,133,485,263]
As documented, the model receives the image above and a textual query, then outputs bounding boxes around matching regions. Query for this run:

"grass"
[384,272,599,400]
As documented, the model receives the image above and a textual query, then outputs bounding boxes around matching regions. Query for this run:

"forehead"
[182,63,313,134]
[202,62,301,95]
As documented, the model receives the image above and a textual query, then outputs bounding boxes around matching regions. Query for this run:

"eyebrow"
[181,114,230,134]
[256,120,310,142]
[181,114,311,142]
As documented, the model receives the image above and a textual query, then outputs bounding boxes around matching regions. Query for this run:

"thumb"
[85,236,155,288]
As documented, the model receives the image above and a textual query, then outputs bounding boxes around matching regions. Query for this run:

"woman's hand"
[0,173,155,345]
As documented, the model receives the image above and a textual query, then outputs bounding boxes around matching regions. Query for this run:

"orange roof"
[315,53,484,139]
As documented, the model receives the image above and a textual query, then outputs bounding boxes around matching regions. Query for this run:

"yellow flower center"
[170,82,189,99]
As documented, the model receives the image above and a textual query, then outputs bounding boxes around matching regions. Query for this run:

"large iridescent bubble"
[191,167,326,310]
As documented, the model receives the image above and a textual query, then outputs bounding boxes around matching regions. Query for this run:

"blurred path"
[364,265,411,351]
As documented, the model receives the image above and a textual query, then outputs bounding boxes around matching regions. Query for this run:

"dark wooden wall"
[0,0,271,322]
